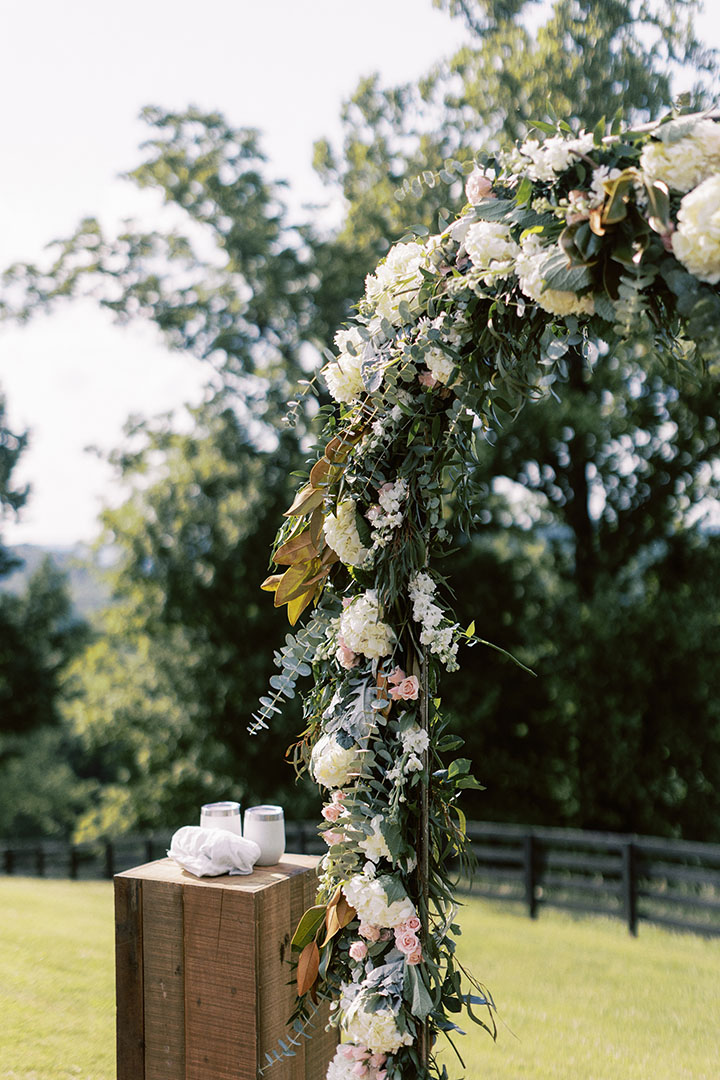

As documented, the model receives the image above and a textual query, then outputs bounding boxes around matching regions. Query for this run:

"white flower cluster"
[424,345,456,385]
[515,235,594,317]
[672,175,720,285]
[408,572,459,671]
[323,327,367,404]
[324,500,370,567]
[358,814,392,864]
[367,478,408,548]
[514,132,594,182]
[342,873,416,929]
[465,220,519,283]
[401,723,429,756]
[364,241,430,326]
[327,1046,387,1080]
[311,733,360,790]
[339,591,395,659]
[343,1006,413,1055]
[640,119,720,193]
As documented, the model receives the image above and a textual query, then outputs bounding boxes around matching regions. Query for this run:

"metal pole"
[417,645,431,1071]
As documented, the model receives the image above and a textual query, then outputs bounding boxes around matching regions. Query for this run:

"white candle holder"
[200,801,242,835]
[243,805,285,865]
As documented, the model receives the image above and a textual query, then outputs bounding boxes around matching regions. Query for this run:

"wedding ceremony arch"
[254,111,720,1080]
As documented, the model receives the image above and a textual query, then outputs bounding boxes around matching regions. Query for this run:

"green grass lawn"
[0,878,718,1079]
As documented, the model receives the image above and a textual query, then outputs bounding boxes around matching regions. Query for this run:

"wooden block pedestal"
[115,855,336,1080]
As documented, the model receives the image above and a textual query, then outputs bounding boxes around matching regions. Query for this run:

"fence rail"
[2,821,719,937]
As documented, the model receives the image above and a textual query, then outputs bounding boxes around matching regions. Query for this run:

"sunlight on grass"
[1,879,718,1079]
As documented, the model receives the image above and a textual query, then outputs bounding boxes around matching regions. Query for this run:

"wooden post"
[114,855,336,1080]
[416,647,431,1071]
[622,841,638,936]
[523,833,538,919]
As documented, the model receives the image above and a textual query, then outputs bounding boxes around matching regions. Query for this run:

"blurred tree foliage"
[0,403,91,837]
[1,0,719,841]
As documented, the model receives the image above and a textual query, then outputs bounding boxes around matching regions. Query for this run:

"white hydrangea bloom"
[311,733,360,790]
[517,132,594,182]
[339,591,395,659]
[323,327,367,403]
[365,240,432,325]
[324,501,370,567]
[367,478,408,548]
[358,814,392,864]
[464,220,519,282]
[640,120,720,193]
[342,873,416,929]
[515,235,594,317]
[343,1006,413,1054]
[671,175,720,284]
[425,346,456,385]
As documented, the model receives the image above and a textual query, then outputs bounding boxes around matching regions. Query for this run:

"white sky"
[1,0,719,546]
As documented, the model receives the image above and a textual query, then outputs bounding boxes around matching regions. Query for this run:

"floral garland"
[255,111,720,1080]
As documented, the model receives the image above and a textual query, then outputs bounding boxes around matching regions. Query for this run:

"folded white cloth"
[168,825,262,877]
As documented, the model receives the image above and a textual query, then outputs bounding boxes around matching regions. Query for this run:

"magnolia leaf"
[309,506,324,550]
[309,457,332,488]
[291,905,326,950]
[284,485,324,518]
[296,941,320,997]
[541,250,593,293]
[274,530,319,566]
[260,574,283,593]
[274,563,316,607]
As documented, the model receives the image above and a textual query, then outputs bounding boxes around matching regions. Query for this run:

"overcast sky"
[1,1,718,546]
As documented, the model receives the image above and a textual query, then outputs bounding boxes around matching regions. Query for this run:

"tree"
[62,402,320,840]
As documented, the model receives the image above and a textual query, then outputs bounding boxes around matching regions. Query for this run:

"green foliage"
[62,403,320,841]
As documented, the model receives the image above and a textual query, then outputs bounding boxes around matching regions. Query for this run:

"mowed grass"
[0,879,719,1079]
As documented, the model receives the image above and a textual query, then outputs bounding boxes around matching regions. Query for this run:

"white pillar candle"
[243,805,285,865]
[200,801,242,835]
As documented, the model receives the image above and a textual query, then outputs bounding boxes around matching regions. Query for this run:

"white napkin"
[168,825,262,877]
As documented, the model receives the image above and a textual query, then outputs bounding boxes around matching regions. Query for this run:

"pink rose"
[349,940,368,961]
[389,676,419,701]
[352,1064,367,1077]
[369,1054,387,1068]
[406,947,423,965]
[322,803,341,823]
[395,930,420,954]
[465,169,495,204]
[404,916,421,932]
[340,1046,355,1060]
[336,636,359,670]
[387,666,406,686]
[418,370,437,388]
[323,830,345,846]
[358,922,381,942]
[332,790,347,804]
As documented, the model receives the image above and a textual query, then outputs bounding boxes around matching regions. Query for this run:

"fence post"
[622,840,638,936]
[523,833,538,919]
[69,846,79,879]
[105,842,115,880]
[145,838,154,864]
[4,849,14,875]
[35,847,45,877]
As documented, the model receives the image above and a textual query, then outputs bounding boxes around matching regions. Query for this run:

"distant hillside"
[0,544,112,617]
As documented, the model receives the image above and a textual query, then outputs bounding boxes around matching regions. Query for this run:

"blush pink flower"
[406,947,423,965]
[395,930,420,954]
[332,790,347,805]
[389,676,420,701]
[323,830,345,846]
[465,169,495,204]
[403,916,421,932]
[379,928,393,942]
[352,1064,367,1077]
[418,370,437,388]
[340,1046,355,1060]
[336,635,359,670]
[358,922,381,942]
[349,940,368,961]
[387,666,406,686]
[322,803,341,823]
[369,1054,387,1068]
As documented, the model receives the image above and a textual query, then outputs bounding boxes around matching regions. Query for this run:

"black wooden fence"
[2,821,719,937]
